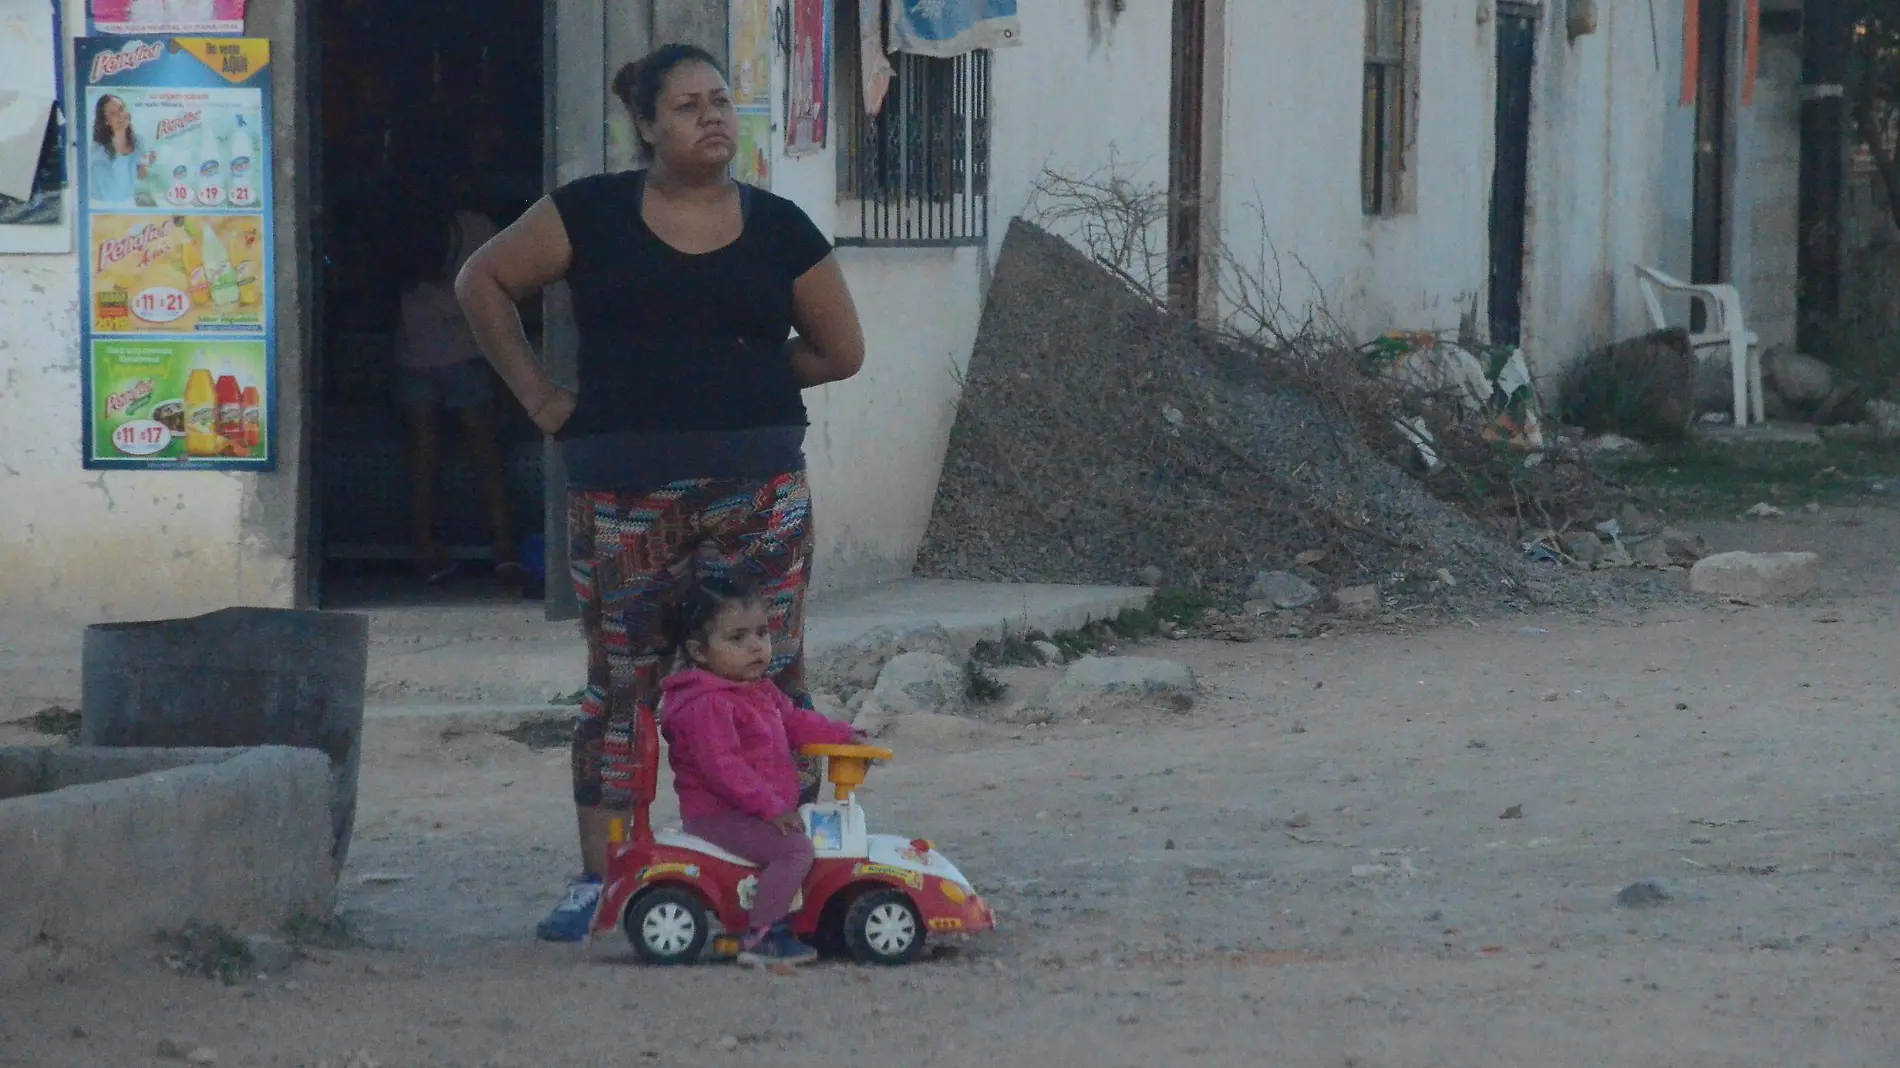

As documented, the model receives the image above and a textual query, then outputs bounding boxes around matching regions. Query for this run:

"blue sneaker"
[536,876,602,942]
[737,924,818,968]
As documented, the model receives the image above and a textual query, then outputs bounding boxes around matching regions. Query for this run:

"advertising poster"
[786,0,827,156]
[88,0,245,36]
[76,36,274,470]
[92,338,268,461]
[734,111,770,188]
[728,0,770,109]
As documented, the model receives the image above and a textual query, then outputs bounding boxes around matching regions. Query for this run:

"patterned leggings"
[568,471,816,811]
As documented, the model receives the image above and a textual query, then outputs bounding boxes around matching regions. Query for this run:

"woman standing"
[455,43,865,941]
[89,95,148,206]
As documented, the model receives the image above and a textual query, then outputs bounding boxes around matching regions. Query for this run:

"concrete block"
[0,746,336,988]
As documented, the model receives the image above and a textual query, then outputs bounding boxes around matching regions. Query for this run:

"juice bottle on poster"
[184,365,219,458]
[195,124,225,207]
[215,371,244,453]
[176,218,210,306]
[202,223,240,308]
[241,384,262,450]
[235,218,261,306]
[227,117,256,209]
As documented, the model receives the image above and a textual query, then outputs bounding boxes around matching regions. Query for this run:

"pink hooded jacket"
[660,670,857,822]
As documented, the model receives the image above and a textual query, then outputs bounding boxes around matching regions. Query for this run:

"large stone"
[1045,656,1198,724]
[1658,526,1708,564]
[811,692,852,726]
[870,652,967,718]
[1630,536,1674,570]
[851,696,894,738]
[1249,571,1320,610]
[1689,551,1819,602]
[1766,350,1834,406]
[812,623,956,698]
[1332,585,1380,619]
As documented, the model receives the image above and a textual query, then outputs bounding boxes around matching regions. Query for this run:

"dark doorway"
[1692,0,1731,288]
[312,0,546,607]
[1168,0,1207,316]
[1488,3,1536,347]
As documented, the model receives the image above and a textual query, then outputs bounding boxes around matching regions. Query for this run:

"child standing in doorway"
[395,194,524,586]
[659,578,865,966]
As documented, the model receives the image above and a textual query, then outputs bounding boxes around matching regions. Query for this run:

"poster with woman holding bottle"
[76,35,275,470]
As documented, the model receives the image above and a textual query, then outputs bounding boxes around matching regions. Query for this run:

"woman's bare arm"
[455,197,576,432]
[787,255,866,388]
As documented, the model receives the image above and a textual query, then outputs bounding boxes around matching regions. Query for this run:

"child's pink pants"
[683,811,814,932]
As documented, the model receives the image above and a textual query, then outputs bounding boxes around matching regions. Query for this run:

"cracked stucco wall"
[0,0,306,626]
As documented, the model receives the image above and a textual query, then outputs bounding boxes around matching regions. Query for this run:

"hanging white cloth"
[861,0,894,117]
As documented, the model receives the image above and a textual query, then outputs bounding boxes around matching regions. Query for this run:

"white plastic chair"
[1633,264,1764,426]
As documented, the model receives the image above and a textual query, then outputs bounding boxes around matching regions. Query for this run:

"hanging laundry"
[861,0,894,117]
[888,0,1022,59]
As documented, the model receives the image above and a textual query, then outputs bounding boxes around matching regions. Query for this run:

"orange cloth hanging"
[1681,0,1701,106]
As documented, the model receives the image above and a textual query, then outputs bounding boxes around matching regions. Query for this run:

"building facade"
[0,0,1808,625]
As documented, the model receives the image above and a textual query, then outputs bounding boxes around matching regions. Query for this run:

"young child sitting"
[659,578,864,967]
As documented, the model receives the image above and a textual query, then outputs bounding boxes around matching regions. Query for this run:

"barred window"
[1362,0,1410,215]
[835,0,992,247]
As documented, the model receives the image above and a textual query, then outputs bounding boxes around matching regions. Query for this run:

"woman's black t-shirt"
[547,170,832,489]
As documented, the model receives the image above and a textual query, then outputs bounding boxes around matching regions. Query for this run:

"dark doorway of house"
[1691,0,1730,295]
[1488,3,1535,348]
[1168,0,1207,316]
[312,0,545,608]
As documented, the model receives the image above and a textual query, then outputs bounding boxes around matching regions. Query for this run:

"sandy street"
[3,506,1899,1067]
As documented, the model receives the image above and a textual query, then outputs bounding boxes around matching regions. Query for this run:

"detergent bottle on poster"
[184,365,219,458]
[195,123,225,207]
[227,116,256,209]
[163,140,193,207]
[202,223,240,308]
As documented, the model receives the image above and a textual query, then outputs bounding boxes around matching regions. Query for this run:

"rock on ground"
[871,652,967,718]
[811,623,955,699]
[1332,585,1380,618]
[1249,571,1320,610]
[812,693,853,725]
[1689,551,1819,602]
[1044,656,1197,724]
[1766,349,1834,406]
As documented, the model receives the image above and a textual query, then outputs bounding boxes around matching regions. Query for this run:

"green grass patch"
[1606,441,1900,513]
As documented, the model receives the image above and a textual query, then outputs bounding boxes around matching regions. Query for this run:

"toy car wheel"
[843,889,925,965]
[626,887,709,966]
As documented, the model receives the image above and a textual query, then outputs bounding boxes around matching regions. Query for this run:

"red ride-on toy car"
[590,713,994,965]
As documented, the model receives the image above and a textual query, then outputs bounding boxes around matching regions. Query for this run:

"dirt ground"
[5,500,1900,1067]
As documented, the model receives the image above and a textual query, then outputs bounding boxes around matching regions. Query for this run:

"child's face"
[688,604,774,682]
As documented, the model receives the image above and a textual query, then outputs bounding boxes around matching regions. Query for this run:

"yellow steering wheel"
[799,743,894,801]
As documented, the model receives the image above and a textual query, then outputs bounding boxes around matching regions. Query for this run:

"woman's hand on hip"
[527,385,577,435]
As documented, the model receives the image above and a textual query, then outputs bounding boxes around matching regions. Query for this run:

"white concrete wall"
[0,0,298,627]
[766,0,1171,590]
[1206,0,1794,392]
